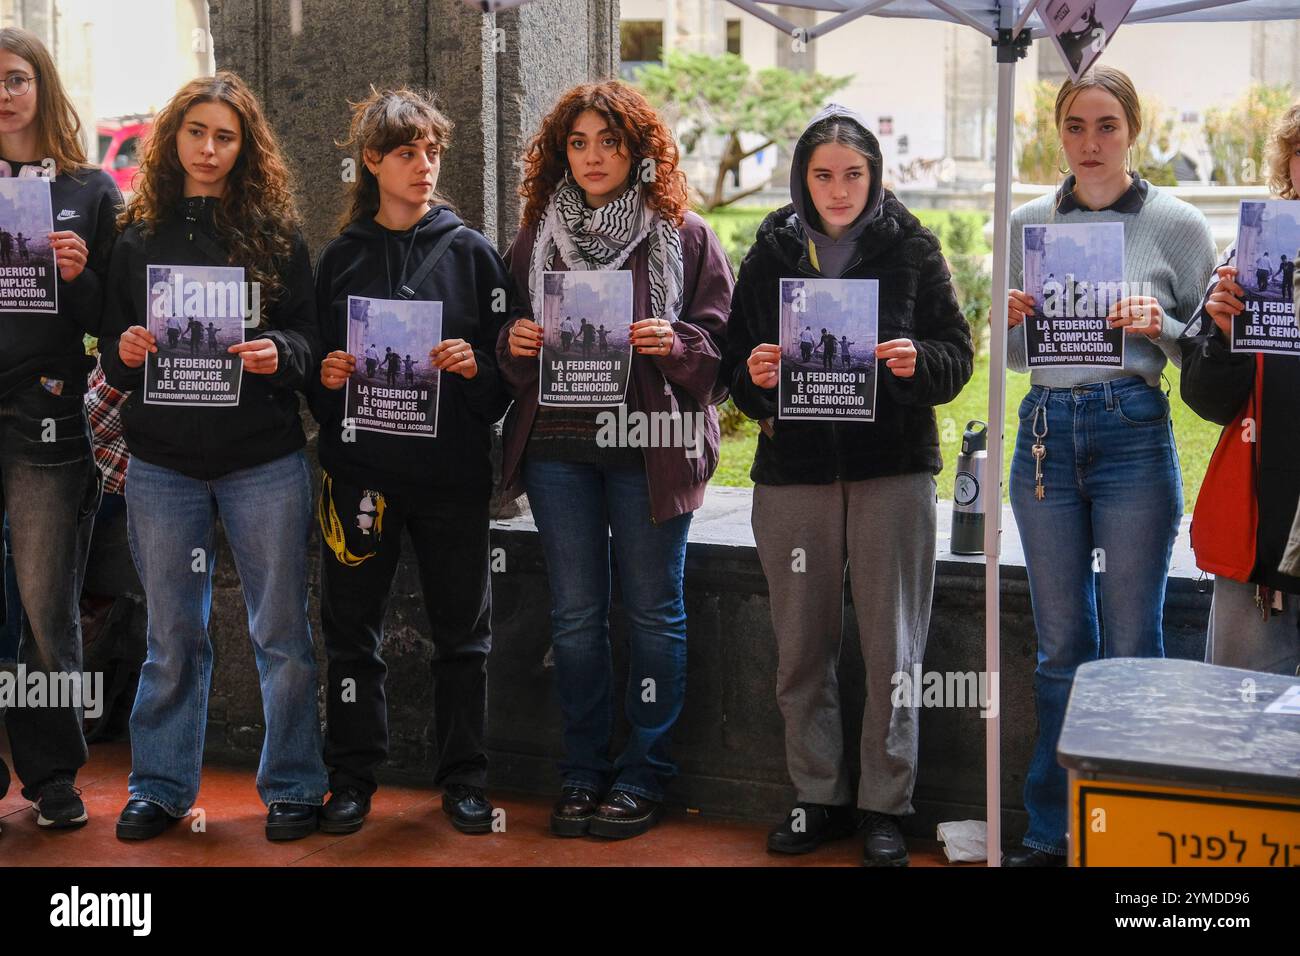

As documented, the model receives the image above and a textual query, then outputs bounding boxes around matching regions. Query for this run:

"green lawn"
[715,353,1222,511]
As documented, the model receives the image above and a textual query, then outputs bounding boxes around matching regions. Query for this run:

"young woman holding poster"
[498,80,733,840]
[309,88,516,835]
[1000,67,1217,866]
[1178,100,1300,676]
[721,103,973,866]
[0,26,121,830]
[99,72,328,842]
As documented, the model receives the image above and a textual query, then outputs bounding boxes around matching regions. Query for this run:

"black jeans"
[319,472,492,795]
[0,383,101,798]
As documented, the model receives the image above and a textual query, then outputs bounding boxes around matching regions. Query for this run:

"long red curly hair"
[519,80,687,230]
[120,71,301,308]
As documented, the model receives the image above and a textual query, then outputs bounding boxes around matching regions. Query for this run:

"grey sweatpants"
[1205,575,1300,676]
[753,472,937,815]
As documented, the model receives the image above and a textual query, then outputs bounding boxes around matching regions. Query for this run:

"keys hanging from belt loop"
[1031,403,1048,501]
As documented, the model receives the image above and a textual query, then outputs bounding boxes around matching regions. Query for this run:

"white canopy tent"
[723,0,1297,865]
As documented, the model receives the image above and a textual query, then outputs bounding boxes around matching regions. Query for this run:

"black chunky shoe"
[265,802,318,841]
[441,783,494,834]
[116,799,180,841]
[550,785,600,837]
[767,803,857,854]
[861,811,909,867]
[320,787,370,835]
[588,789,662,840]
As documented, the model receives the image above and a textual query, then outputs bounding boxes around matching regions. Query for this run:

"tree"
[636,50,852,211]
[1204,84,1294,186]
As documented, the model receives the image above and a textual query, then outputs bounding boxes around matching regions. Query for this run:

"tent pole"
[984,6,1028,869]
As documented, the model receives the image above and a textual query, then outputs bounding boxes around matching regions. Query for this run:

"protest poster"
[1043,0,1136,83]
[345,294,443,437]
[143,264,245,406]
[778,277,878,422]
[1231,200,1300,356]
[0,177,56,312]
[538,270,633,407]
[1023,222,1127,369]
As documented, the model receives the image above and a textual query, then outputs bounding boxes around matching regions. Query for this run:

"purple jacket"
[497,210,734,524]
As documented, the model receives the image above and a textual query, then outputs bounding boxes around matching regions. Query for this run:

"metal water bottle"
[951,420,988,555]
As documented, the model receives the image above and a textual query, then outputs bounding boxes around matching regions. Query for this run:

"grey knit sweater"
[1008,183,1218,387]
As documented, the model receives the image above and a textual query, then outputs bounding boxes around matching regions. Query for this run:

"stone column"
[208,0,619,252]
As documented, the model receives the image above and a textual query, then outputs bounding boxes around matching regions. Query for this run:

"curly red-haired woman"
[497,80,734,839]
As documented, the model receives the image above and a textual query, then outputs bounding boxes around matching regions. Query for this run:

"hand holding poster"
[0,177,57,312]
[144,265,245,406]
[778,278,878,422]
[1023,222,1127,369]
[539,270,633,406]
[1231,200,1300,356]
[1043,0,1136,83]
[345,295,442,437]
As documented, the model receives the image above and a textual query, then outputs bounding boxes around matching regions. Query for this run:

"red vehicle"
[97,115,152,195]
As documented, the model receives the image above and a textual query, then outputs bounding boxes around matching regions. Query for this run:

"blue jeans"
[1010,377,1182,855]
[0,383,99,797]
[124,451,327,815]
[523,458,691,801]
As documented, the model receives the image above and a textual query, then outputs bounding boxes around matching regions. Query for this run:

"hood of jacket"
[339,203,464,298]
[787,102,884,276]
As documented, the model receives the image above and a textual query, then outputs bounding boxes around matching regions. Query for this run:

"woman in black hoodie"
[309,88,517,836]
[722,104,973,866]
[0,26,121,830]
[99,72,327,843]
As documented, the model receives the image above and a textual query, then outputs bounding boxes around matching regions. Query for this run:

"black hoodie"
[99,196,319,479]
[308,205,518,499]
[722,191,974,485]
[0,163,122,399]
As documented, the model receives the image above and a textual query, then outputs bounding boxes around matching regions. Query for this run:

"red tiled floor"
[0,740,968,867]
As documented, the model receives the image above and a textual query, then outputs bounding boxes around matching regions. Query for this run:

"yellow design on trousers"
[317,472,386,567]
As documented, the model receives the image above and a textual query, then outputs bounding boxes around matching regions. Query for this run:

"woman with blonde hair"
[999,66,1217,865]
[1179,100,1300,676]
[100,71,327,842]
[0,26,121,830]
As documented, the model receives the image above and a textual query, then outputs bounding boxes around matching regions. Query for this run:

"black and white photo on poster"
[538,270,633,406]
[1043,0,1136,82]
[1023,222,1126,369]
[143,264,245,406]
[1232,200,1300,356]
[0,177,56,312]
[345,295,443,437]
[778,277,878,422]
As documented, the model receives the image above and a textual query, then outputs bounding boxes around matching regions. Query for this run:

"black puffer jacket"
[722,192,974,485]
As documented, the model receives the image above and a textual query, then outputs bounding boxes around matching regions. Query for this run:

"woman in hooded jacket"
[722,103,974,866]
[310,87,517,836]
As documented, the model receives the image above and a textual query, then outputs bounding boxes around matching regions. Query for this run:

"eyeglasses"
[3,74,36,97]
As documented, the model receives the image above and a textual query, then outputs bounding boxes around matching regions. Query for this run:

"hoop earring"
[1125,145,1136,175]
[1056,147,1070,176]
[562,168,576,188]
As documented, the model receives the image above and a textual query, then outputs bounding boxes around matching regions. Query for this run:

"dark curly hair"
[519,80,687,229]
[119,71,300,308]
